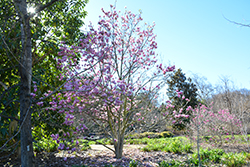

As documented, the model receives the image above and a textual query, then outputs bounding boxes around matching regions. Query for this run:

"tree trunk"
[197,127,201,167]
[14,0,35,166]
[114,134,124,159]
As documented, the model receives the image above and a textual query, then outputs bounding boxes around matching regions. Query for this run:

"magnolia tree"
[162,89,190,130]
[187,104,241,167]
[162,91,241,167]
[43,5,175,158]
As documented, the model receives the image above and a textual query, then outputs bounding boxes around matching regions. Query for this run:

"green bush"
[127,131,174,139]
[160,131,174,138]
[140,132,161,139]
[221,152,247,167]
[33,137,58,152]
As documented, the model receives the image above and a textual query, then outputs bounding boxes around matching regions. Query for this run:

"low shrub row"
[127,131,174,139]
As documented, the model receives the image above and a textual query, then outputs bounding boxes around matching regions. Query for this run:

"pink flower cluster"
[36,4,176,153]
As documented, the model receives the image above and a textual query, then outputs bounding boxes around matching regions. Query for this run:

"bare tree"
[211,76,250,142]
[191,73,214,105]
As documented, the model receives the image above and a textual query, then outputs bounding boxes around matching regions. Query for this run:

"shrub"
[127,131,174,139]
[33,137,58,152]
[160,131,174,138]
[140,132,161,139]
[221,152,247,167]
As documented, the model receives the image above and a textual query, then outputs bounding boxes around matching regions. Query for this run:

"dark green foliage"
[166,68,199,130]
[33,136,58,152]
[129,159,138,167]
[0,0,88,155]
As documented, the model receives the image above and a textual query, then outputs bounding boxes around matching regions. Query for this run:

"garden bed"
[2,142,250,167]
[2,135,250,167]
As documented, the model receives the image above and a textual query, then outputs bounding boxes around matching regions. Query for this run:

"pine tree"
[167,68,199,129]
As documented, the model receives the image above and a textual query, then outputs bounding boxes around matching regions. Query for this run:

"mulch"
[1,143,250,167]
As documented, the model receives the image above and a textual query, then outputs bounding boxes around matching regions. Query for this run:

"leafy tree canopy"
[0,0,88,144]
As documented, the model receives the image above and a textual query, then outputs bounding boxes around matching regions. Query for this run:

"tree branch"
[0,114,20,122]
[0,81,8,90]
[223,15,250,27]
[0,83,20,101]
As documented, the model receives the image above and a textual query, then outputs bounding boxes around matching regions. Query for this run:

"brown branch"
[0,83,20,101]
[0,81,8,90]
[0,114,20,122]
[0,140,20,160]
[92,140,115,153]
[0,103,31,150]
[32,50,51,66]
[223,15,250,28]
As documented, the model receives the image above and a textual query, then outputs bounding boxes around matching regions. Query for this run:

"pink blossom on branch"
[46,4,175,159]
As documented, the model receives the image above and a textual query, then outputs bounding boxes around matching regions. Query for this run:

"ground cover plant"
[141,137,192,154]
[28,130,250,166]
[140,136,249,167]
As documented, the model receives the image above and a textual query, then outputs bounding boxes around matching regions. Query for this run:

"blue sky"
[83,0,250,90]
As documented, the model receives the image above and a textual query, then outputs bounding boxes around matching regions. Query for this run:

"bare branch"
[0,114,20,122]
[0,81,8,90]
[223,15,250,27]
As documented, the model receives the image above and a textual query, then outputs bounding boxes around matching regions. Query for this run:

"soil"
[1,143,250,167]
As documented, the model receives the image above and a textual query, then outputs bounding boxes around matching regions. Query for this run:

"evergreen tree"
[166,68,198,129]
